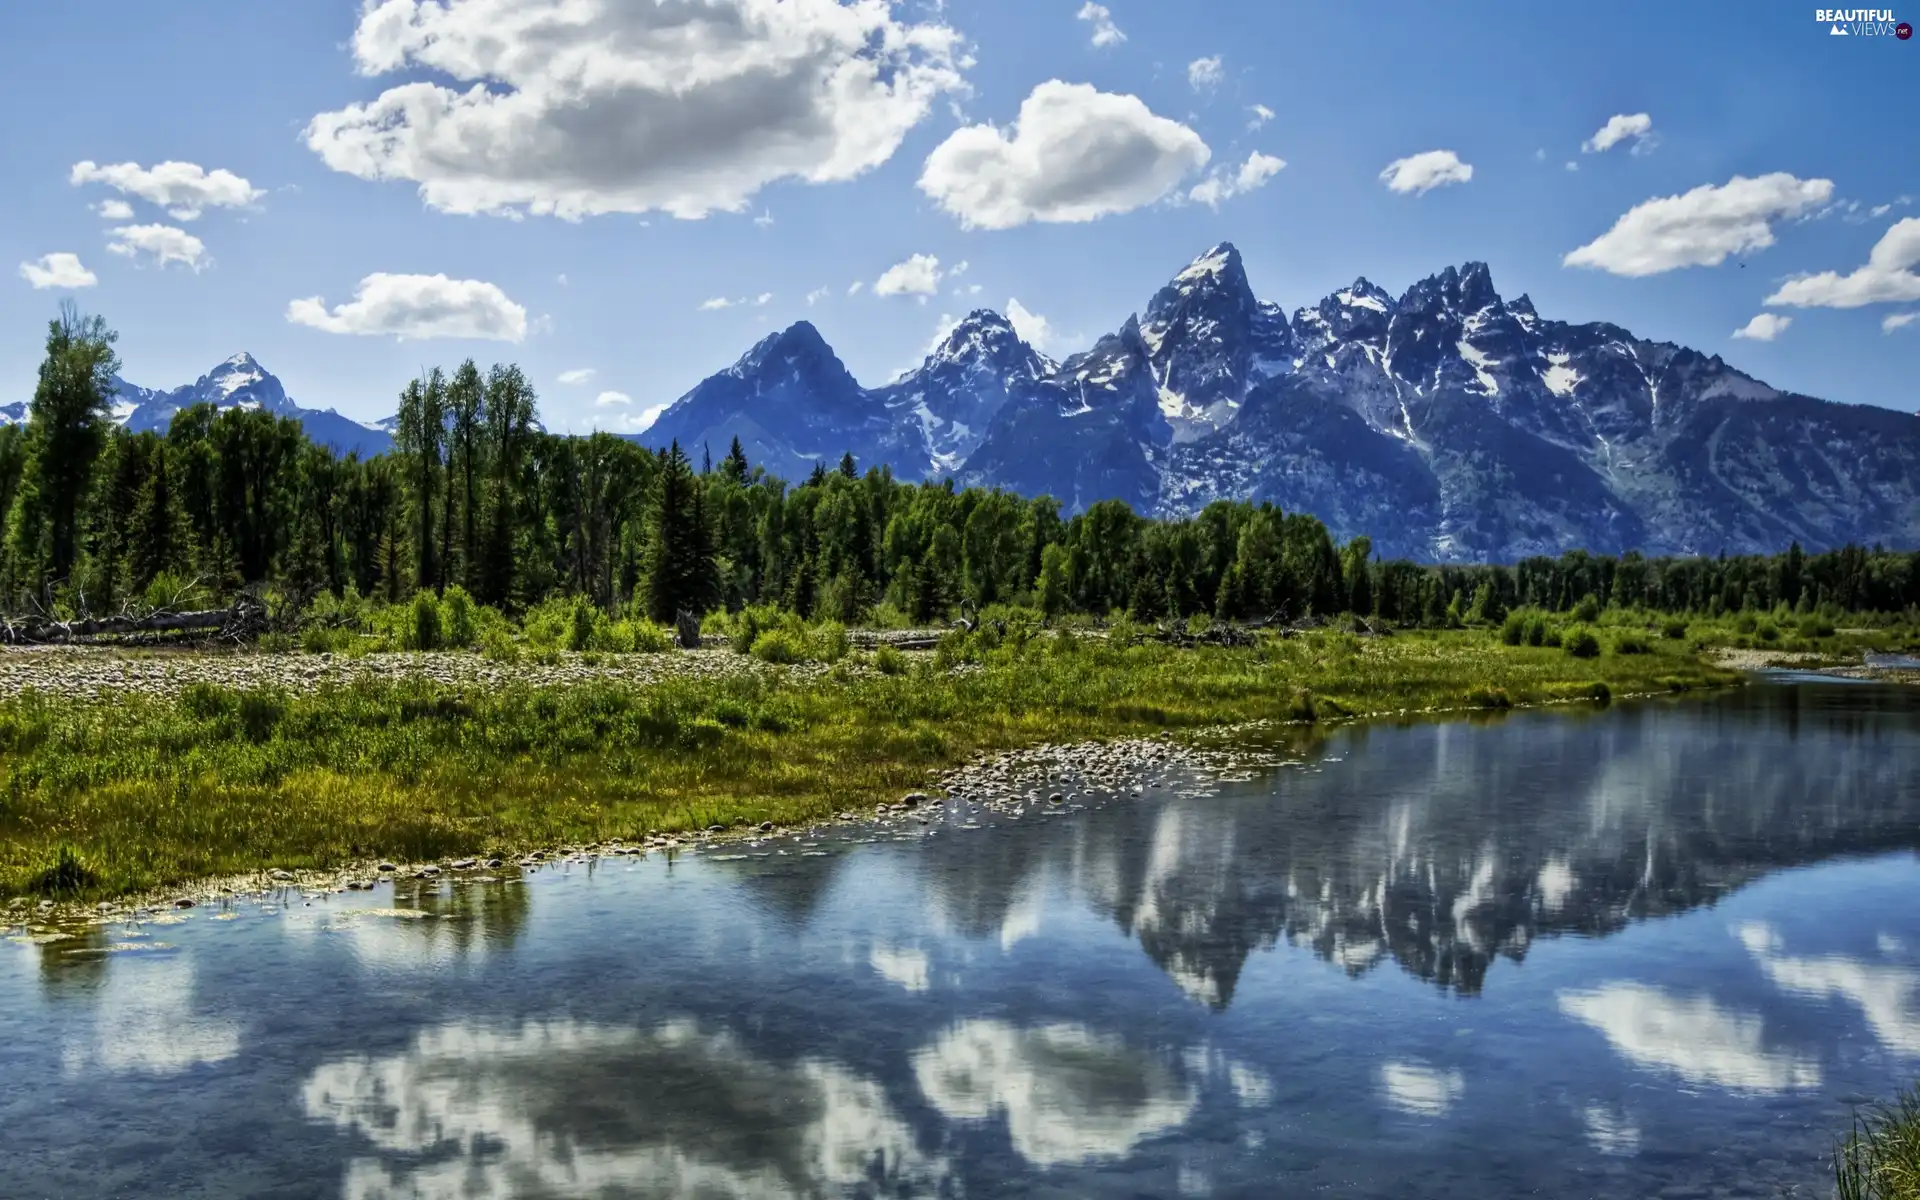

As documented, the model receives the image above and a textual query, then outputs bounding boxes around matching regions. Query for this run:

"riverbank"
[1709,647,1920,684]
[0,629,1737,902]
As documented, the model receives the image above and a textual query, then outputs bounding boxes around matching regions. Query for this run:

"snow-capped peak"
[1174,242,1242,286]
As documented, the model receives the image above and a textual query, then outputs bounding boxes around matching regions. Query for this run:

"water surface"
[5,683,1919,1198]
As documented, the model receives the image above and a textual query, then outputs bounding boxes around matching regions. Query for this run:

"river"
[4,682,1918,1197]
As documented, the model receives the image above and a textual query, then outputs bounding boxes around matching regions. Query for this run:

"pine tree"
[641,442,718,622]
[18,303,120,588]
[1037,542,1069,618]
[838,452,857,479]
[722,436,750,483]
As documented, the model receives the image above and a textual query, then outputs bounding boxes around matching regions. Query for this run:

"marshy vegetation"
[0,625,1735,900]
[1837,1083,1920,1200]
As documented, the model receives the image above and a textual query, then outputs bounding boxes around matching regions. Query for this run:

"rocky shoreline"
[1709,647,1920,683]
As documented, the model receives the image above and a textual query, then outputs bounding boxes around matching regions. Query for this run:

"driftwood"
[0,595,267,646]
[673,609,703,650]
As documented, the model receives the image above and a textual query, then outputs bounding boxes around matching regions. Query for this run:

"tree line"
[6,306,1918,628]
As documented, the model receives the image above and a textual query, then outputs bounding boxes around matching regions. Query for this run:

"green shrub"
[1735,612,1759,635]
[1613,634,1651,656]
[30,845,98,897]
[1573,594,1602,623]
[1757,622,1780,644]
[628,620,674,653]
[873,644,906,675]
[440,586,478,648]
[1661,619,1689,640]
[1544,628,1564,649]
[302,626,353,655]
[1796,615,1836,639]
[480,627,521,663]
[568,598,597,653]
[1466,685,1513,709]
[1588,681,1612,704]
[1500,613,1526,646]
[405,591,443,651]
[751,629,805,664]
[1564,629,1601,659]
[1525,616,1548,647]
[809,621,851,663]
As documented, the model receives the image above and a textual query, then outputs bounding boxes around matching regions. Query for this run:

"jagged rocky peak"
[923,309,1050,378]
[729,320,836,377]
[1148,242,1254,314]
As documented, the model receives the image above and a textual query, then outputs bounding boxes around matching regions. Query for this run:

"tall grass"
[1837,1084,1920,1200]
[0,630,1735,899]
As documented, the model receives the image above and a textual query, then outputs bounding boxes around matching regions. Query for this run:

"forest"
[7,305,1920,634]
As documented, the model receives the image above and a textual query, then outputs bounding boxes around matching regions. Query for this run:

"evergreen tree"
[18,303,120,588]
[722,436,750,483]
[642,442,718,622]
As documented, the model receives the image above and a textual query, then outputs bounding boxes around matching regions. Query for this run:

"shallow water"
[5,683,1920,1198]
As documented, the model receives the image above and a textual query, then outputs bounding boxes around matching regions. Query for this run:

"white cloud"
[17,252,98,290]
[869,944,930,992]
[1732,313,1791,341]
[106,224,207,270]
[1884,312,1919,332]
[919,81,1209,230]
[630,401,671,433]
[1076,2,1125,47]
[805,286,830,306]
[1582,112,1654,154]
[753,291,772,306]
[71,160,262,220]
[1189,150,1285,209]
[752,209,774,228]
[1557,982,1820,1093]
[949,259,969,276]
[847,280,864,296]
[555,272,568,285]
[1378,1062,1465,1118]
[1534,147,1547,163]
[1187,55,1223,90]
[304,0,966,221]
[1247,104,1274,130]
[287,272,528,341]
[594,390,632,407]
[1006,297,1055,349]
[1564,173,1835,277]
[913,1020,1195,1169]
[700,297,738,310]
[698,293,771,310]
[875,253,942,297]
[1379,149,1473,195]
[94,199,135,221]
[922,311,961,360]
[1740,922,1920,1058]
[1764,217,1920,308]
[556,367,595,384]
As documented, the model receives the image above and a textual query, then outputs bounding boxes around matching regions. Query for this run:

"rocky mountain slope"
[636,243,1920,561]
[0,353,394,457]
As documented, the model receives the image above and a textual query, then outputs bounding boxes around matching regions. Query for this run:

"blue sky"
[2,0,1916,430]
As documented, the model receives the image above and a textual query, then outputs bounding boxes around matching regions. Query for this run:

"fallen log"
[0,598,266,645]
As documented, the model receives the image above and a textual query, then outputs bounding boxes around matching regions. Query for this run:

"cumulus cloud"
[919,81,1209,230]
[106,224,207,270]
[699,292,773,310]
[805,286,831,306]
[71,160,262,220]
[1764,218,1920,308]
[875,253,942,297]
[595,390,632,407]
[1563,173,1835,277]
[1189,151,1285,209]
[18,252,98,290]
[303,0,965,221]
[94,199,135,221]
[1187,55,1223,90]
[1247,103,1274,131]
[1732,313,1791,341]
[556,367,595,384]
[1558,983,1819,1093]
[1885,312,1919,333]
[1582,112,1654,154]
[1076,2,1125,47]
[287,272,528,341]
[1379,149,1473,195]
[1006,297,1055,349]
[629,401,671,433]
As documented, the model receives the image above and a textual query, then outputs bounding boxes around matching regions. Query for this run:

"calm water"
[5,684,1920,1199]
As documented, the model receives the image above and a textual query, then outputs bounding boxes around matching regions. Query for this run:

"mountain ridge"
[635,242,1920,561]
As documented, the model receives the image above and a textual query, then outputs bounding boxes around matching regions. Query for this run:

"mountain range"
[0,352,394,458]
[641,243,1920,561]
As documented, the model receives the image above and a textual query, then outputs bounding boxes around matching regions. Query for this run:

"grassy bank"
[0,628,1735,900]
[1838,1083,1920,1199]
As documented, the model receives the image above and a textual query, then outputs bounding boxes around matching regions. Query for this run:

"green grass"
[0,629,1735,900]
[1838,1083,1920,1200]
